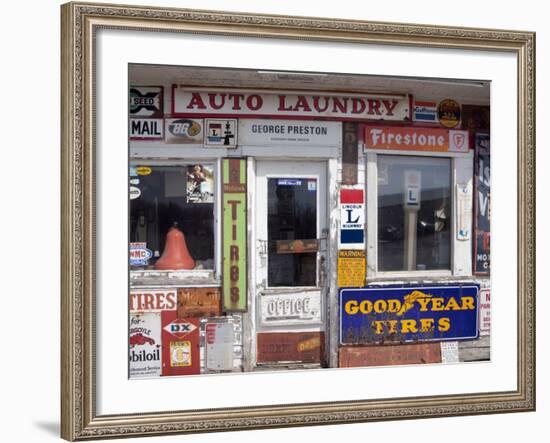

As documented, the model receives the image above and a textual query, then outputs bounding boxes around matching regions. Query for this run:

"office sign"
[474,133,491,275]
[173,86,411,121]
[259,291,322,326]
[364,126,469,153]
[340,285,479,345]
[222,158,247,311]
[238,119,342,147]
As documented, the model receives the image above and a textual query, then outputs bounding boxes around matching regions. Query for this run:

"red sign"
[364,126,469,153]
[161,312,200,376]
[339,343,442,367]
[129,290,177,313]
[256,332,324,364]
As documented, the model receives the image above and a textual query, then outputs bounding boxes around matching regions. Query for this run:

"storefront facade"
[128,67,490,377]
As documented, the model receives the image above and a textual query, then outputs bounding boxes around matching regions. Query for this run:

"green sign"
[222,158,247,312]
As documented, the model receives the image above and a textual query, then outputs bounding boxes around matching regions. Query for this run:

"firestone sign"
[173,87,411,121]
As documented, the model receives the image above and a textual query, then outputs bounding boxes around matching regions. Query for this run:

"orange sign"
[364,126,469,153]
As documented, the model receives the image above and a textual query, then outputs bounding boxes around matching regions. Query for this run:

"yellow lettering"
[372,320,385,334]
[345,300,358,315]
[374,300,387,313]
[387,299,401,313]
[420,318,435,332]
[444,297,460,310]
[438,317,451,332]
[461,296,475,310]
[359,300,372,314]
[416,297,432,312]
[430,298,445,311]
[400,319,418,333]
[387,320,398,333]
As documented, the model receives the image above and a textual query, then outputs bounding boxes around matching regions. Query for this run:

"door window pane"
[377,155,451,271]
[267,178,318,287]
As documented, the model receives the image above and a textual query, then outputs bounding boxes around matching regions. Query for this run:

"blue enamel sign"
[340,284,479,345]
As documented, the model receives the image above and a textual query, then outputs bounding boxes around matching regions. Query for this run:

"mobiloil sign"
[340,285,479,345]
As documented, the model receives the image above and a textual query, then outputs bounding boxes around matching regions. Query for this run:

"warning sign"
[338,250,366,288]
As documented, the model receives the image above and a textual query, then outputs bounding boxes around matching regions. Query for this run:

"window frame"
[128,158,222,286]
[365,148,475,281]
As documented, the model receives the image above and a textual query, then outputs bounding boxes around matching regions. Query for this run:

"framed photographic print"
[60,1,535,440]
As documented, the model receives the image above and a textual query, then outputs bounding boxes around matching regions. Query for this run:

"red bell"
[155,223,195,270]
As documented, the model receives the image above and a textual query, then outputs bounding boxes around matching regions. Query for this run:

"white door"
[255,160,328,334]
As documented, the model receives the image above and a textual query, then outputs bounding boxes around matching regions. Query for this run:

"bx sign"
[340,285,479,345]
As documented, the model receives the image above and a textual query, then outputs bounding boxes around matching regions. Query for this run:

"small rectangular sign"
[238,119,342,147]
[129,118,164,140]
[205,322,235,371]
[177,287,221,318]
[129,86,163,118]
[337,250,366,288]
[205,119,237,147]
[456,183,473,241]
[259,291,322,326]
[340,189,365,249]
[413,100,438,123]
[340,285,479,345]
[479,289,491,335]
[164,118,203,144]
[364,126,469,153]
[129,312,162,378]
[257,332,324,364]
[222,158,247,311]
[276,239,319,254]
[339,343,441,367]
[161,312,200,376]
[440,341,460,363]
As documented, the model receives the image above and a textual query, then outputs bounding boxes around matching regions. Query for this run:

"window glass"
[377,155,451,271]
[267,178,318,287]
[129,164,215,270]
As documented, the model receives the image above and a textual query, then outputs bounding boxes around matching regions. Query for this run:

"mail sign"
[340,285,479,345]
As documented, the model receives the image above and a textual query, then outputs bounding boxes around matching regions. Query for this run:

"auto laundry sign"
[364,126,469,153]
[173,86,411,121]
[238,120,342,147]
[340,285,479,345]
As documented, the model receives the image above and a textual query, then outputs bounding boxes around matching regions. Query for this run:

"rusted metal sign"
[177,287,221,318]
[340,285,479,345]
[205,321,235,371]
[339,343,442,367]
[276,239,319,254]
[256,332,324,364]
[222,158,247,312]
[259,291,322,326]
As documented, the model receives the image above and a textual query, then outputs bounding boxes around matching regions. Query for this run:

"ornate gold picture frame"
[61,2,535,440]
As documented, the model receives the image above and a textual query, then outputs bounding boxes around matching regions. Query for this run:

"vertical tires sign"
[222,158,247,311]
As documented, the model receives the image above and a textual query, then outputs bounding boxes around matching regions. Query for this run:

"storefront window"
[267,178,318,287]
[377,155,451,272]
[129,164,215,270]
